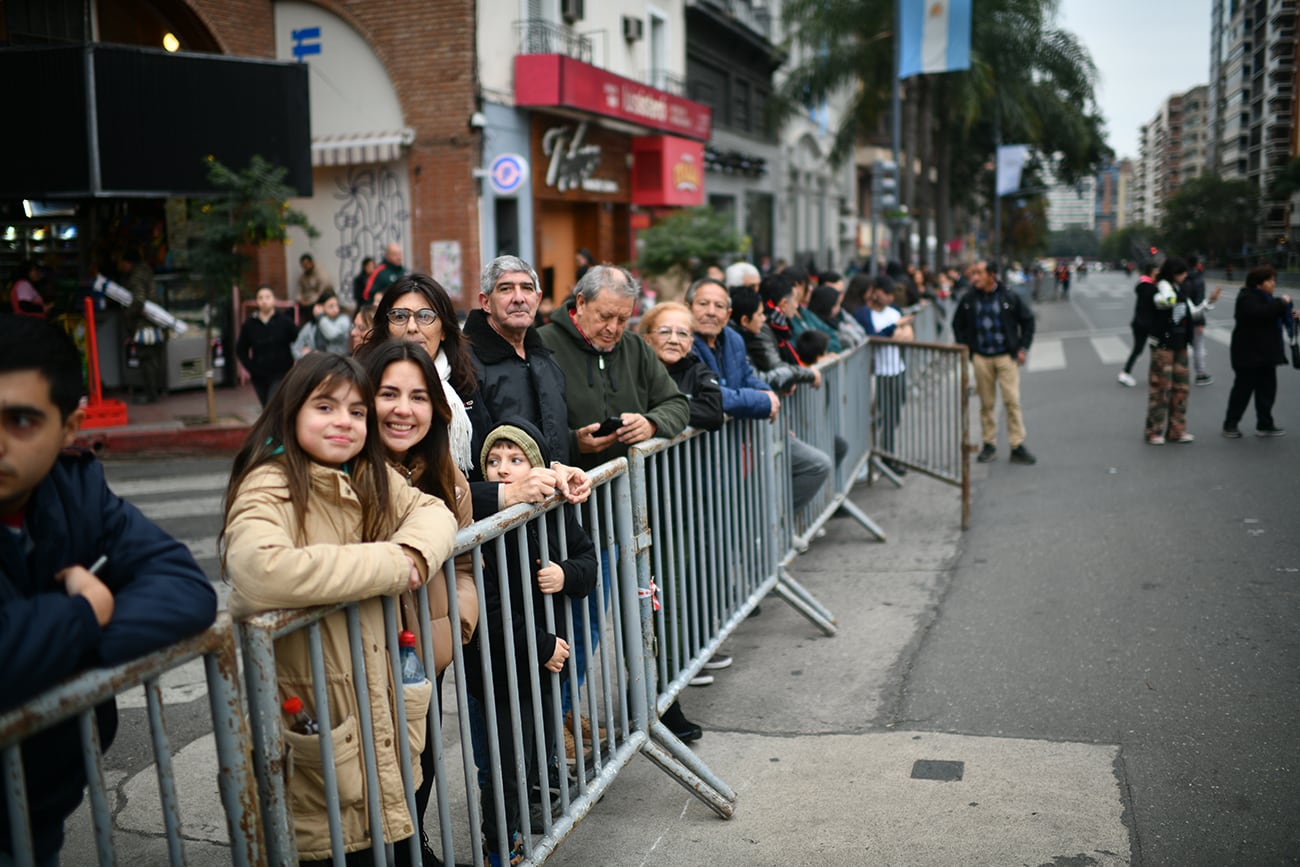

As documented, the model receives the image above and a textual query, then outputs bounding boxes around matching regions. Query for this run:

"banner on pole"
[996,145,1030,197]
[898,0,972,79]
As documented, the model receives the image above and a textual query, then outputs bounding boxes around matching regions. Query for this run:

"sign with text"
[531,117,629,203]
[516,54,712,142]
[631,136,705,207]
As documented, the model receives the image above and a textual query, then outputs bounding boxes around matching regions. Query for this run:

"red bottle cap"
[283,696,303,715]
[399,630,416,648]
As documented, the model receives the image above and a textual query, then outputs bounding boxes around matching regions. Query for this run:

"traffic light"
[872,160,898,213]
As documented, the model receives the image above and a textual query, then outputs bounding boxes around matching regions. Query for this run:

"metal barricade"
[0,613,265,867]
[784,342,887,551]
[865,335,972,529]
[240,459,734,867]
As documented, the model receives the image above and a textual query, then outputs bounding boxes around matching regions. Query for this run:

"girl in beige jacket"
[222,352,458,864]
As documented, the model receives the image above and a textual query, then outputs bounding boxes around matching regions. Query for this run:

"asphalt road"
[900,270,1300,865]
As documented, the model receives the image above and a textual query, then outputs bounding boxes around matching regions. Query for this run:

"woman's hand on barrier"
[577,423,622,454]
[405,555,423,591]
[616,413,657,445]
[545,637,570,673]
[501,466,562,506]
[536,563,566,594]
[810,368,823,388]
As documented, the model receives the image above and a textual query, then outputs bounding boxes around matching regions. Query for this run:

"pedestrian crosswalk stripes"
[108,472,230,498]
[1024,340,1065,372]
[1089,335,1131,366]
[135,496,224,522]
[1020,325,1234,375]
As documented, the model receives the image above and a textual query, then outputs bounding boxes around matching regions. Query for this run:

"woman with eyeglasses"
[640,301,723,432]
[360,274,478,474]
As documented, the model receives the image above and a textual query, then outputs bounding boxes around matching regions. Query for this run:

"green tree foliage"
[1046,226,1100,258]
[1098,224,1159,264]
[1159,176,1257,263]
[637,208,745,276]
[188,155,318,296]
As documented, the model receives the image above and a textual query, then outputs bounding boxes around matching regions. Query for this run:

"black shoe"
[1222,426,1242,439]
[661,700,703,743]
[884,458,909,476]
[976,443,997,463]
[1255,425,1286,437]
[1009,445,1037,465]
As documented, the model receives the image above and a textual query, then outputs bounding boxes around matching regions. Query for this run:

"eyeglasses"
[387,308,438,327]
[654,327,692,341]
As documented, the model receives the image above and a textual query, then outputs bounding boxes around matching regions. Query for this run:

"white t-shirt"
[869,306,905,375]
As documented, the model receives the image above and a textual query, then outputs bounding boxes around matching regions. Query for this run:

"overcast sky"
[1055,0,1213,160]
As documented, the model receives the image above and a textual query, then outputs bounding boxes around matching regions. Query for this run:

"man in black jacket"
[464,255,590,518]
[1223,264,1298,437]
[235,285,297,407]
[951,261,1037,465]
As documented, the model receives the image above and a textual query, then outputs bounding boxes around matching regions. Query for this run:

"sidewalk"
[76,383,262,458]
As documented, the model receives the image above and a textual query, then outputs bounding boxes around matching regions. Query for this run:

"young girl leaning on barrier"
[220,352,458,865]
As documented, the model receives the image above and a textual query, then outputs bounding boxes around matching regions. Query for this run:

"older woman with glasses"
[640,301,724,432]
[359,273,478,474]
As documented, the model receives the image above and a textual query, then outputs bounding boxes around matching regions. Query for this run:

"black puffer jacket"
[665,353,724,431]
[951,284,1035,356]
[1230,287,1290,370]
[464,309,572,518]
[737,323,816,393]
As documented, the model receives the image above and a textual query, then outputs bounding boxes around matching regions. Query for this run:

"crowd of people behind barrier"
[3,247,1034,866]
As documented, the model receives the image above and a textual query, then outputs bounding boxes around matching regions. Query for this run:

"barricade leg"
[773,568,838,636]
[203,642,267,867]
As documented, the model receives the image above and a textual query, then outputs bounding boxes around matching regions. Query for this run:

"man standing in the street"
[235,285,297,407]
[463,254,589,517]
[951,261,1037,465]
[362,241,406,303]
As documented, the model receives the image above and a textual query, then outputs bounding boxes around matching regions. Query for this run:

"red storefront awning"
[515,54,712,142]
[631,136,705,207]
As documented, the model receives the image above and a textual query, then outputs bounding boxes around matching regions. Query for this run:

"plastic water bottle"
[399,630,426,684]
[282,696,319,735]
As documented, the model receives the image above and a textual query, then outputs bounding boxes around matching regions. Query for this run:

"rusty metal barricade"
[865,335,972,529]
[0,612,265,867]
[240,459,734,867]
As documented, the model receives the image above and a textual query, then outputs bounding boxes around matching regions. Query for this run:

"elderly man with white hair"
[725,260,762,290]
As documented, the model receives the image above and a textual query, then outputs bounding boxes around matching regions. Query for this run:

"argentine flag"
[898,0,972,79]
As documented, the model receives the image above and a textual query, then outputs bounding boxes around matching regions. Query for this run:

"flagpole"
[993,92,1002,269]
[891,0,902,273]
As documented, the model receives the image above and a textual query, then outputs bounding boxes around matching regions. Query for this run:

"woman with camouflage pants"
[1144,257,1222,445]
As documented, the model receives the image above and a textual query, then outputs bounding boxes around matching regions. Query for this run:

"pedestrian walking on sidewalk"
[1222,264,1298,438]
[951,261,1038,465]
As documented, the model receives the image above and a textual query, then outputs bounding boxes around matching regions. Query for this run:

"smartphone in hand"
[592,416,625,437]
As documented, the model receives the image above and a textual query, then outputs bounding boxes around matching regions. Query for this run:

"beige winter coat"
[226,461,457,860]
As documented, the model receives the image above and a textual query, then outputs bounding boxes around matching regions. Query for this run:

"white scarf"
[435,348,474,473]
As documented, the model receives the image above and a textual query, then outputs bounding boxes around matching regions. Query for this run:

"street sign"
[488,153,529,196]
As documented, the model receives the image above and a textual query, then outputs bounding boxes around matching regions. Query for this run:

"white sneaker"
[689,673,715,687]
[1146,435,1165,445]
[703,654,733,670]
[1117,371,1137,387]
[1174,433,1195,443]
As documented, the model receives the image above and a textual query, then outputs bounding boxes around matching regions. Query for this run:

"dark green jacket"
[539,300,690,469]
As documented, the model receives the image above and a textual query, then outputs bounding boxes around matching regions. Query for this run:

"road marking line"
[1089,335,1131,365]
[136,496,223,521]
[1205,326,1232,346]
[1026,339,1066,372]
[109,473,230,498]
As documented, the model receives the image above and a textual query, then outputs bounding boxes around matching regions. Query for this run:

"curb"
[76,423,251,459]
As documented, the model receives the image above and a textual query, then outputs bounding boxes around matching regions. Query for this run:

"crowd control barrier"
[864,335,972,529]
[0,613,265,867]
[11,323,973,865]
[239,459,733,867]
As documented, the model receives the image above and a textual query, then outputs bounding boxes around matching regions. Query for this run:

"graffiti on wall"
[332,165,408,296]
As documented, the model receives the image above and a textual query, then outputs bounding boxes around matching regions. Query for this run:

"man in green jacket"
[539,264,690,470]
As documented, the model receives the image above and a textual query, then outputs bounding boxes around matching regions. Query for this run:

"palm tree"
[776,0,1108,265]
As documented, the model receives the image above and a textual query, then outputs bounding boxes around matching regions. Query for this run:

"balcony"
[1270,0,1295,25]
[1268,81,1294,105]
[641,68,689,97]
[687,0,773,43]
[514,18,593,65]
